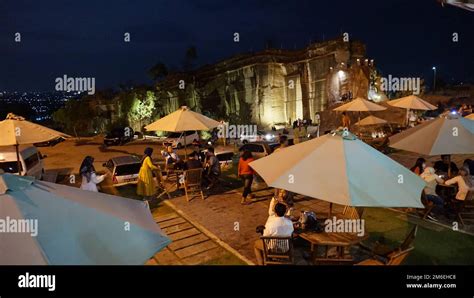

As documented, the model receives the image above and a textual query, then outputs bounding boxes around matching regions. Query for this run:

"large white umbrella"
[388,95,437,126]
[0,173,171,265]
[389,114,474,155]
[249,130,424,208]
[145,106,220,157]
[0,113,70,173]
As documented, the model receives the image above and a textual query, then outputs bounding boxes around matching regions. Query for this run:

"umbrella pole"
[406,109,409,127]
[328,203,333,218]
[15,144,22,176]
[183,132,187,159]
[358,112,361,137]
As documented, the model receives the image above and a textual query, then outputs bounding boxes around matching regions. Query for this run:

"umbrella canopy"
[333,97,387,112]
[389,114,474,155]
[465,113,474,120]
[0,113,70,146]
[145,106,221,132]
[249,130,424,208]
[0,173,171,265]
[387,95,437,111]
[355,115,388,126]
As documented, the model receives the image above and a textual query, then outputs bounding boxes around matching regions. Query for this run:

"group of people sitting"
[410,155,474,221]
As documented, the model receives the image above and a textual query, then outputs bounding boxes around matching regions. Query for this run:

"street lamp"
[432,66,437,92]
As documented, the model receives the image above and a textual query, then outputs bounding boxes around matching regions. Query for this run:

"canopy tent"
[145,106,221,158]
[389,114,474,155]
[249,130,424,208]
[0,173,170,265]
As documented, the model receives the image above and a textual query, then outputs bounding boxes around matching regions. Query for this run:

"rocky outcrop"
[157,37,373,128]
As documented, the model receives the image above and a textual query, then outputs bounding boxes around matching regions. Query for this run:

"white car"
[0,145,45,179]
[240,130,276,144]
[163,131,199,149]
[103,155,142,187]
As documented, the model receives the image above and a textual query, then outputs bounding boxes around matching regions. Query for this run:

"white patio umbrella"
[0,173,171,265]
[387,95,437,126]
[0,113,71,174]
[249,129,425,209]
[389,113,474,155]
[354,115,388,126]
[333,97,386,135]
[145,106,221,158]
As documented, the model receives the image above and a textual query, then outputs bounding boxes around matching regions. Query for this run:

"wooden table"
[298,230,368,264]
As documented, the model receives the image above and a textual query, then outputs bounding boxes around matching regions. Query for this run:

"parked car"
[103,127,134,146]
[238,142,273,159]
[0,145,45,179]
[163,131,199,149]
[103,155,142,187]
[240,130,276,144]
[268,142,281,152]
[34,137,65,147]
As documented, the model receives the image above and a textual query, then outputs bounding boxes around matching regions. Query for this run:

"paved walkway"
[146,207,247,265]
[164,182,345,264]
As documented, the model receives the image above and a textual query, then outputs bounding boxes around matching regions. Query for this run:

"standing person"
[445,167,474,202]
[137,147,159,201]
[341,112,351,128]
[420,167,446,220]
[238,150,255,205]
[204,147,221,190]
[80,156,107,192]
[410,157,426,175]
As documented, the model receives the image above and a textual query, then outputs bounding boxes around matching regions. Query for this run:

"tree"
[183,46,197,71]
[148,63,168,81]
[127,91,156,131]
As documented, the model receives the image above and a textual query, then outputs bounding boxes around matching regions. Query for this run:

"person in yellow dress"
[137,147,159,200]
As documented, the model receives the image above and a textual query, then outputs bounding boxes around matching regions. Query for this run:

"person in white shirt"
[79,156,107,192]
[254,202,294,265]
[445,167,474,201]
[420,167,445,219]
[161,146,181,169]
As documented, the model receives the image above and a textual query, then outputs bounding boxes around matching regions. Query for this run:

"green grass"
[363,208,474,265]
[201,251,248,265]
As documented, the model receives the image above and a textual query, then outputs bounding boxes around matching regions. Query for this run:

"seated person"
[420,167,445,219]
[204,147,221,189]
[445,167,474,202]
[183,151,203,170]
[410,157,426,176]
[254,202,294,265]
[433,155,458,177]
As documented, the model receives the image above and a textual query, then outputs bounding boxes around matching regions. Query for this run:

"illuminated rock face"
[158,39,371,127]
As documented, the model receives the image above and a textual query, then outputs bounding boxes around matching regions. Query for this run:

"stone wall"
[157,38,372,128]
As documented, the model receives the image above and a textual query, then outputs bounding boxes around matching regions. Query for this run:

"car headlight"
[265,134,273,141]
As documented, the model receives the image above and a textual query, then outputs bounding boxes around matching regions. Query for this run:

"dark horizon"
[1,0,473,92]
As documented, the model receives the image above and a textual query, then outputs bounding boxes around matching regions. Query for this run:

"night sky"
[1,0,473,91]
